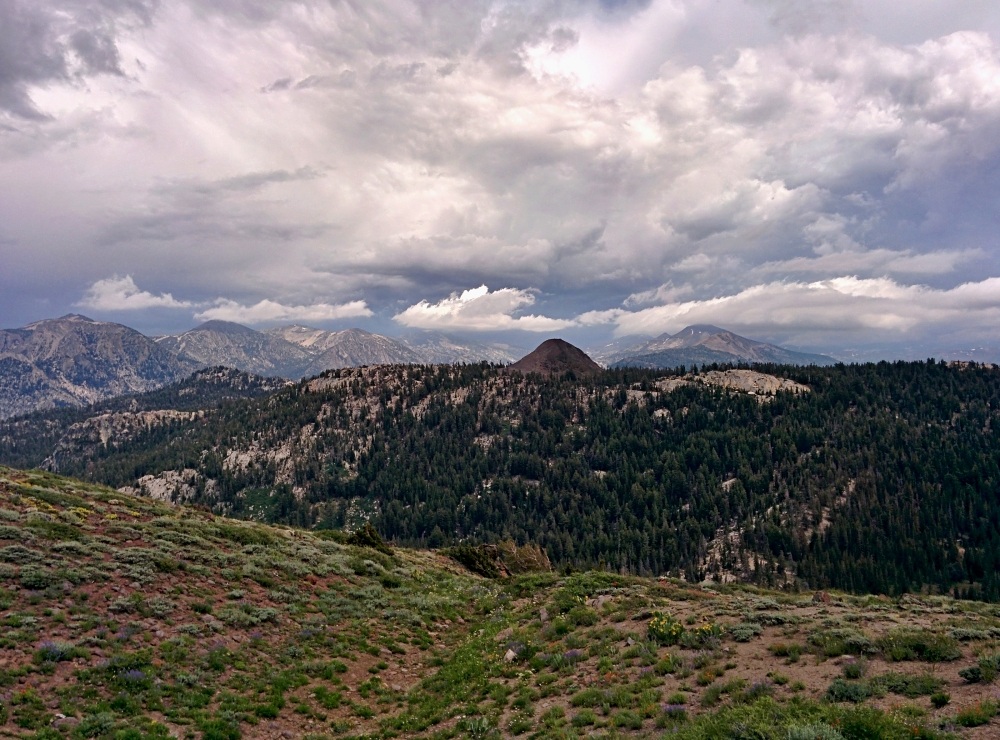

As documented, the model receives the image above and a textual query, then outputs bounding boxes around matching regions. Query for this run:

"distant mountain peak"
[679,324,726,335]
[595,325,835,369]
[25,314,98,328]
[0,316,190,419]
[508,338,602,376]
[191,320,258,335]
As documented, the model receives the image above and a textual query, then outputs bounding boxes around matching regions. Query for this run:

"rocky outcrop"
[652,369,809,399]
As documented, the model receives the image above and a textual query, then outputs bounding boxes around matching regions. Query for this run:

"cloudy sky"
[3,0,1000,357]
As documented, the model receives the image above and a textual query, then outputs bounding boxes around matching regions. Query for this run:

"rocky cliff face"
[0,315,192,419]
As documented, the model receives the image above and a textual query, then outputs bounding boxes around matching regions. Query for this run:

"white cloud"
[623,282,696,308]
[582,276,1000,343]
[394,285,575,332]
[78,275,372,326]
[78,275,192,311]
[194,299,372,324]
[752,247,983,277]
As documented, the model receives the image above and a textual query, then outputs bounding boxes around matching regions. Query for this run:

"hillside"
[2,467,1000,738]
[3,360,999,602]
[0,367,288,472]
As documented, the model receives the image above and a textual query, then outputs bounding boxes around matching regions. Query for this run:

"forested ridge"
[2,360,998,600]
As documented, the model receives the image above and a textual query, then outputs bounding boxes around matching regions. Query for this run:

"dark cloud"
[70,28,124,75]
[4,0,1000,355]
[370,61,426,83]
[755,0,855,35]
[0,0,154,119]
[196,167,326,195]
[549,26,579,52]
[260,77,293,92]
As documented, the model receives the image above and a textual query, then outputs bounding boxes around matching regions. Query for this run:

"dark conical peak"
[508,338,602,376]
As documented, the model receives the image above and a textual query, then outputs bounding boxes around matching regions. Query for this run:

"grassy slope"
[2,467,1000,739]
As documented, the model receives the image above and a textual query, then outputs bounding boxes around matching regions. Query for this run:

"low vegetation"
[2,467,1000,738]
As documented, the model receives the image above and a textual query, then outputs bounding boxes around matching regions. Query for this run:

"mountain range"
[0,315,521,419]
[0,315,837,419]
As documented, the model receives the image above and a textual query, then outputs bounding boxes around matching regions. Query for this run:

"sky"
[3,0,1000,358]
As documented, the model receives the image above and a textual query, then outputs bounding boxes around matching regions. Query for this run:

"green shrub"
[930,692,950,708]
[0,545,42,564]
[769,642,803,661]
[959,654,1000,683]
[809,628,874,657]
[216,604,278,627]
[787,724,844,740]
[33,640,86,664]
[648,612,684,645]
[215,522,276,546]
[24,518,83,541]
[869,671,944,698]
[700,684,725,707]
[956,700,998,728]
[877,629,961,662]
[76,711,117,737]
[570,688,606,708]
[347,522,392,555]
[655,654,682,675]
[949,628,991,642]
[728,623,763,642]
[680,621,723,649]
[568,605,599,626]
[18,567,54,590]
[611,710,644,729]
[842,659,866,679]
[826,678,870,703]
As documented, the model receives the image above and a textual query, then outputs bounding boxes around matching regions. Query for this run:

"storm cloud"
[3,0,1000,356]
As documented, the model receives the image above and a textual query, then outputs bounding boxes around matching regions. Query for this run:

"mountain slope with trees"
[2,359,998,600]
